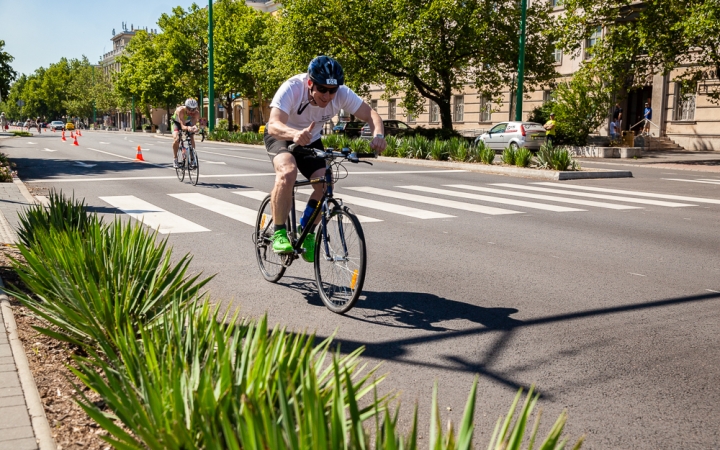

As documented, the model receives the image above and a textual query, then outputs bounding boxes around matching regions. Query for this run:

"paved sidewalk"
[0,178,54,450]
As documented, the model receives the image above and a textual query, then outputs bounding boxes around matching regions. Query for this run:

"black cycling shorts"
[264,131,325,180]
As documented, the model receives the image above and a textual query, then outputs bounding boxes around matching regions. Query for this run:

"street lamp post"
[92,66,97,127]
[514,0,528,122]
[131,96,135,132]
[208,0,215,132]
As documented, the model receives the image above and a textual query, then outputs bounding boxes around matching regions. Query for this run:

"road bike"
[175,121,204,185]
[253,145,376,314]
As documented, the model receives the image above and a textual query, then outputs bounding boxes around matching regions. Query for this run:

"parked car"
[49,121,65,131]
[360,120,412,138]
[332,120,365,138]
[474,121,546,151]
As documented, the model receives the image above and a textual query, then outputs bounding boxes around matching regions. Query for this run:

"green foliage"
[408,135,431,159]
[551,70,612,146]
[478,141,495,165]
[17,191,96,247]
[9,131,31,137]
[534,142,580,171]
[383,135,399,157]
[515,147,532,168]
[0,40,17,100]
[206,130,263,144]
[447,137,469,161]
[502,147,517,165]
[216,118,229,131]
[11,191,584,449]
[429,139,449,161]
[278,0,557,130]
[321,133,353,151]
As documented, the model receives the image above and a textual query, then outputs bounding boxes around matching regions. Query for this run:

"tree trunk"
[224,94,234,131]
[439,97,453,130]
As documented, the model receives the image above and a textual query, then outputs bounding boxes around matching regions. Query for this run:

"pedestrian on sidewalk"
[609,119,619,142]
[0,112,8,131]
[613,101,623,131]
[544,113,557,146]
[643,101,652,135]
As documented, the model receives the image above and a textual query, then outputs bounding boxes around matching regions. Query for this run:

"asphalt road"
[3,130,720,449]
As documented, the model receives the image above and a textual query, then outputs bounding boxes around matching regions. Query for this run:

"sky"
[0,0,201,77]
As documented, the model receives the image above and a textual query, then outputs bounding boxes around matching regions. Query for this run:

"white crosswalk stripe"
[445,184,640,210]
[662,178,720,188]
[399,186,586,212]
[100,195,210,234]
[169,193,257,225]
[297,188,453,219]
[347,187,521,216]
[234,191,382,223]
[533,182,720,205]
[493,183,695,207]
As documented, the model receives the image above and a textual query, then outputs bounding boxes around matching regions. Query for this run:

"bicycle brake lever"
[360,161,373,166]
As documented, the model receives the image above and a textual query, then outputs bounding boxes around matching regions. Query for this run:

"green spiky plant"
[535,143,580,171]
[502,147,517,165]
[478,141,496,165]
[515,148,533,168]
[447,137,469,161]
[383,135,399,157]
[429,139,449,160]
[17,190,100,247]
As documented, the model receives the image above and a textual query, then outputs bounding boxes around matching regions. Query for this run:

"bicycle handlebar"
[288,143,377,163]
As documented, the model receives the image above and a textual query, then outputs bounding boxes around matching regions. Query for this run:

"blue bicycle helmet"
[308,56,345,86]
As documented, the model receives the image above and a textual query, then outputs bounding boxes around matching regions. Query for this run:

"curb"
[375,156,633,180]
[0,278,56,450]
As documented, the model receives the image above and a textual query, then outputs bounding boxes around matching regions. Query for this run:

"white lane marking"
[27,142,37,144]
[496,183,695,207]
[99,142,110,144]
[297,188,453,219]
[535,182,720,205]
[27,172,275,183]
[100,196,209,234]
[345,170,468,175]
[201,150,271,163]
[144,143,155,146]
[401,186,585,212]
[169,193,257,226]
[628,272,646,277]
[75,162,96,168]
[235,190,382,223]
[707,289,720,293]
[42,148,56,152]
[447,185,640,210]
[347,187,521,216]
[86,147,166,168]
[200,160,226,165]
[663,178,720,186]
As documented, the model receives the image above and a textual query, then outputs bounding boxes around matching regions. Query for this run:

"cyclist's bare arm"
[353,103,386,153]
[267,108,315,145]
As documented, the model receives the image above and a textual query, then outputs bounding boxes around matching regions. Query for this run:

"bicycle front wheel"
[176,149,186,182]
[254,195,286,282]
[188,147,199,185]
[314,207,366,314]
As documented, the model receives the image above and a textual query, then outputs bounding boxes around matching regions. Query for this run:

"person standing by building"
[543,113,557,145]
[643,101,652,135]
[613,102,623,131]
[609,119,619,141]
[0,112,8,131]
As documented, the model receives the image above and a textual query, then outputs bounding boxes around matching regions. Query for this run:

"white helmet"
[185,98,198,109]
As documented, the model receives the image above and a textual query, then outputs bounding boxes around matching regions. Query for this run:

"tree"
[551,68,613,145]
[0,40,17,101]
[558,0,720,102]
[276,0,558,130]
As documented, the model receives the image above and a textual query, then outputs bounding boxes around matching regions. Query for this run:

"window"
[407,110,416,123]
[550,0,561,6]
[370,99,378,111]
[585,26,602,59]
[453,95,464,122]
[479,96,492,122]
[675,83,696,121]
[388,99,396,120]
[543,90,554,103]
[552,46,563,64]
[429,101,440,123]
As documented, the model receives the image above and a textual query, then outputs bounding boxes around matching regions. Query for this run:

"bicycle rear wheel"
[254,195,286,282]
[176,149,186,182]
[314,206,366,314]
[188,147,199,185]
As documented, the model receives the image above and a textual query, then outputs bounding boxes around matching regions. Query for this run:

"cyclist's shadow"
[286,278,522,332]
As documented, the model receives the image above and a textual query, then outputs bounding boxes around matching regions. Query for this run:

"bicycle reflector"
[350,270,359,289]
[261,214,269,228]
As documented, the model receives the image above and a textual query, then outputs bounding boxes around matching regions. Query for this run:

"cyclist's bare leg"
[172,130,180,159]
[271,152,298,227]
[307,167,325,226]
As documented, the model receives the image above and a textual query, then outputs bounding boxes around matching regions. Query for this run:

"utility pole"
[92,66,97,127]
[200,88,204,119]
[208,0,215,132]
[131,96,135,132]
[514,0,528,122]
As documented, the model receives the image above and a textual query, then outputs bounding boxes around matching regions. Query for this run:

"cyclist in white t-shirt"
[265,55,386,260]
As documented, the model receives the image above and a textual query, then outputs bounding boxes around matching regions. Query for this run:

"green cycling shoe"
[301,233,316,263]
[272,230,293,254]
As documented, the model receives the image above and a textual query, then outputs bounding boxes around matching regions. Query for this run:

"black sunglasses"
[314,84,339,94]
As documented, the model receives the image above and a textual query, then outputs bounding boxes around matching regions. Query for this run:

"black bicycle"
[253,145,376,314]
[175,120,204,186]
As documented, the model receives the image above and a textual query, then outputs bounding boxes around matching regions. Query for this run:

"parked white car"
[475,121,547,151]
[49,121,65,131]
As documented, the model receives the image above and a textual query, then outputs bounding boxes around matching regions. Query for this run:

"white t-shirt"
[270,73,364,142]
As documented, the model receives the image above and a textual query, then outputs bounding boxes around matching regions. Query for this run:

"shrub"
[515,147,532,167]
[534,142,580,171]
[206,130,263,145]
[409,135,431,159]
[502,147,517,165]
[216,119,229,131]
[429,139,449,160]
[447,137,469,161]
[405,125,463,141]
[383,135,399,157]
[17,190,97,247]
[478,141,495,165]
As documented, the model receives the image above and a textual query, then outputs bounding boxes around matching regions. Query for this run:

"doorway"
[626,85,652,133]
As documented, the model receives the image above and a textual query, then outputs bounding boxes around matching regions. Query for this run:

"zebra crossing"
[96,182,720,234]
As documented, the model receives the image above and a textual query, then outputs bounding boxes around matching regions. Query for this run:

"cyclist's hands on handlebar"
[370,135,387,155]
[293,121,315,146]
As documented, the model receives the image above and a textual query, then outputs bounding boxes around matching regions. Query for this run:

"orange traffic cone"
[61,131,66,141]
[71,131,75,139]
[135,145,145,161]
[77,129,82,137]
[52,128,55,133]
[73,135,79,146]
